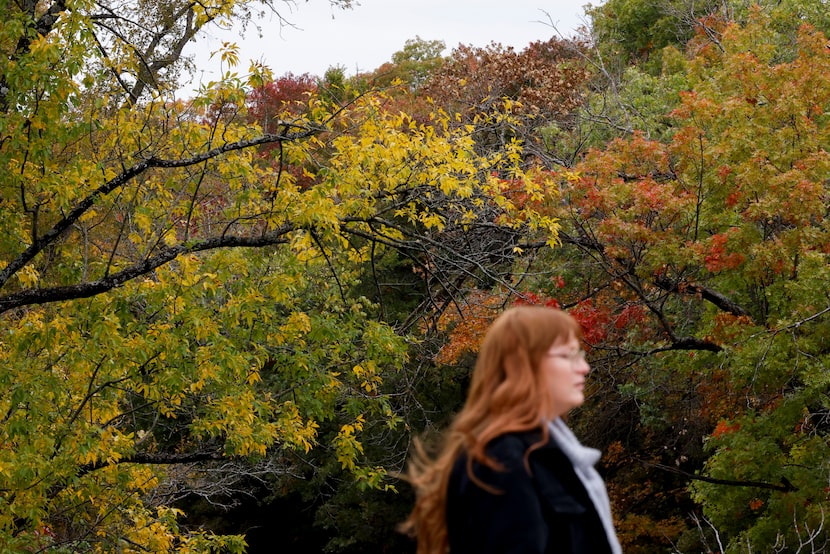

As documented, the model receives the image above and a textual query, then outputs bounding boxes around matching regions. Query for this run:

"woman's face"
[539,334,591,418]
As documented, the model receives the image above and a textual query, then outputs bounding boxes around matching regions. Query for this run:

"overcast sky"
[181,0,593,92]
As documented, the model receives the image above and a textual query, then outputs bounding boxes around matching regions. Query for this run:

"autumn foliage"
[3,0,830,552]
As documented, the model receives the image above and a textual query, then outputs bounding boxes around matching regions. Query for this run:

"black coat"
[446,432,614,554]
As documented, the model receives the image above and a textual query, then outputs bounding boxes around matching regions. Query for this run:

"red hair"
[400,305,582,553]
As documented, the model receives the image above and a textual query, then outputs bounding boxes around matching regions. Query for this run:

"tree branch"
[642,459,797,492]
[67,450,225,486]
[0,125,323,291]
[0,225,294,314]
[654,274,751,319]
[559,230,723,352]
[646,336,722,354]
[1,0,67,112]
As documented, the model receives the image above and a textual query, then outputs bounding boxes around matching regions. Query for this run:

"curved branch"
[646,336,722,354]
[561,227,751,321]
[70,450,225,484]
[0,124,323,291]
[642,459,797,492]
[0,225,294,314]
[654,274,752,319]
[559,230,723,352]
[128,4,198,103]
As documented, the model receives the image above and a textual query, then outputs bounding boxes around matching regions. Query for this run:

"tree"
[587,0,702,66]
[371,36,446,91]
[424,39,584,117]
[528,11,830,551]
[588,0,830,72]
[422,38,592,166]
[0,1,560,551]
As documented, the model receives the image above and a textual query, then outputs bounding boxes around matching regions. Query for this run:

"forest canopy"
[1,0,829,552]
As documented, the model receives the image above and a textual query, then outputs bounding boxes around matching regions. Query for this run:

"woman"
[401,305,622,553]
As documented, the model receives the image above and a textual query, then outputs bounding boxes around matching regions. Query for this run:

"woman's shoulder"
[464,430,557,473]
[451,432,535,472]
[485,431,530,454]
[486,430,553,457]
[450,429,563,477]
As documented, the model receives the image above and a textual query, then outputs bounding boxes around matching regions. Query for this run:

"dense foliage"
[2,0,829,552]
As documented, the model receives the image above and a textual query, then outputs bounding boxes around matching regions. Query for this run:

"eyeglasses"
[547,349,587,363]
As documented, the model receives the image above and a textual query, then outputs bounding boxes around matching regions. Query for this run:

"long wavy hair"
[399,305,583,553]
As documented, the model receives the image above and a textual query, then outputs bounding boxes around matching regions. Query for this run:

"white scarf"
[548,418,623,554]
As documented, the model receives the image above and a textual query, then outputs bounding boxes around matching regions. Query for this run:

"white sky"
[181,0,593,92]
